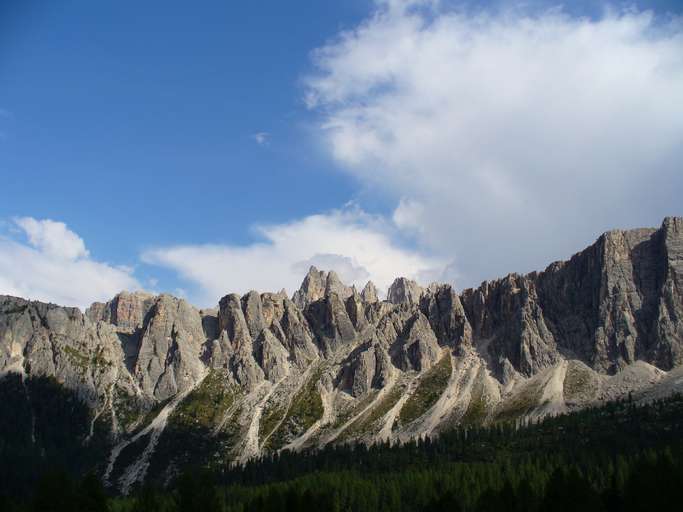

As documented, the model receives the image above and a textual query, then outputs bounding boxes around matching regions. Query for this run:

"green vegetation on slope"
[460,387,488,425]
[330,390,379,431]
[5,393,683,512]
[341,382,405,440]
[171,370,238,430]
[112,385,145,432]
[399,354,451,425]
[62,345,113,372]
[266,370,323,450]
[494,379,544,422]
[259,401,288,448]
[143,370,241,482]
[62,346,91,370]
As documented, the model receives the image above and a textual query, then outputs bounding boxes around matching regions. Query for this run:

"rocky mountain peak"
[361,281,379,303]
[292,265,327,309]
[324,270,354,299]
[86,290,156,331]
[2,217,683,493]
[387,277,424,305]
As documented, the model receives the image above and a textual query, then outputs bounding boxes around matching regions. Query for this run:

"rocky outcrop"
[391,312,441,372]
[254,329,290,381]
[0,296,131,407]
[213,293,264,387]
[278,296,318,364]
[132,295,206,400]
[420,284,471,348]
[650,217,683,368]
[462,274,561,379]
[87,291,156,332]
[1,217,682,492]
[325,271,354,300]
[292,266,328,309]
[305,290,357,354]
[341,340,393,397]
[84,292,208,401]
[458,218,683,379]
[387,277,424,305]
[361,281,379,304]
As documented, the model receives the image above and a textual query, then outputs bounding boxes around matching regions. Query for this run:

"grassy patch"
[63,346,90,370]
[136,397,172,431]
[267,371,323,450]
[365,384,404,425]
[91,347,112,368]
[494,382,542,423]
[63,345,112,372]
[399,354,452,426]
[221,404,244,442]
[339,384,405,440]
[461,389,488,426]
[329,390,379,431]
[170,370,237,430]
[144,372,240,481]
[112,386,142,432]
[259,401,288,445]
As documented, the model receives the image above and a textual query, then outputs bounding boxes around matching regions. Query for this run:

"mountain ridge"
[1,216,682,493]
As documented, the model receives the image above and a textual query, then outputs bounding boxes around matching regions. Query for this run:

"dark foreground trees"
[3,394,683,511]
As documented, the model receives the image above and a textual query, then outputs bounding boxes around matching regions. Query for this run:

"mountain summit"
[1,217,682,493]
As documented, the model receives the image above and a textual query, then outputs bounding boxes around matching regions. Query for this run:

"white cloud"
[14,217,89,260]
[253,132,270,145]
[292,254,370,284]
[141,206,445,307]
[306,3,683,286]
[0,218,141,309]
[392,198,426,236]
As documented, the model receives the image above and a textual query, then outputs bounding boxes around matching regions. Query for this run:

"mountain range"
[1,217,682,494]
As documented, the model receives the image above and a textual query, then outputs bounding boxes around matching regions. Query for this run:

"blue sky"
[0,1,366,256]
[1,0,682,308]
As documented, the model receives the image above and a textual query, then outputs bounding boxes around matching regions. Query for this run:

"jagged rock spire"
[361,281,379,304]
[292,266,327,309]
[293,266,355,308]
[387,277,424,305]
[325,270,354,300]
[2,216,683,490]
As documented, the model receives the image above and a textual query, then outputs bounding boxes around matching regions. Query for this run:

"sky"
[1,0,682,308]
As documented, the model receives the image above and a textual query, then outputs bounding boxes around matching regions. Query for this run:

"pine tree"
[78,472,109,512]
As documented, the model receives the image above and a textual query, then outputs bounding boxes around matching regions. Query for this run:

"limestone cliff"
[1,217,682,492]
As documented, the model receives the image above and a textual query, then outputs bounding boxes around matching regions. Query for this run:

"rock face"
[87,292,206,401]
[387,277,424,305]
[361,281,379,304]
[0,297,132,407]
[1,217,683,492]
[392,312,441,371]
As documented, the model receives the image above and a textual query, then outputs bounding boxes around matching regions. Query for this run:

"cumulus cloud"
[291,254,371,284]
[392,198,427,237]
[14,217,89,260]
[306,2,683,286]
[0,218,141,309]
[141,206,446,307]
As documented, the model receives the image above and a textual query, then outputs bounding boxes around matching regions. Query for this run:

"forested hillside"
[3,393,682,511]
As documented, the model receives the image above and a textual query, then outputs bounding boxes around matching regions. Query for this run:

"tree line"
[1,394,682,511]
